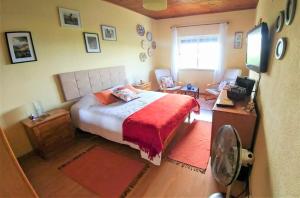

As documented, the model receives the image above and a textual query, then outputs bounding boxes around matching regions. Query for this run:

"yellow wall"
[0,0,157,157]
[154,9,255,90]
[249,0,300,197]
[0,0,4,126]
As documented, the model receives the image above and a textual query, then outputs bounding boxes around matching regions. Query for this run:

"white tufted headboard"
[58,66,127,101]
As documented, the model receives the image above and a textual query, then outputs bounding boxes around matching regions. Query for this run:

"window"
[178,35,220,70]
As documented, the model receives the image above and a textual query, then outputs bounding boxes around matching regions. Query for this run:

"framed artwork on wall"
[58,7,82,28]
[234,32,243,49]
[5,31,37,64]
[83,32,101,53]
[101,25,117,41]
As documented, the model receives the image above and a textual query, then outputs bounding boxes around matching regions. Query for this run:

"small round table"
[180,85,200,98]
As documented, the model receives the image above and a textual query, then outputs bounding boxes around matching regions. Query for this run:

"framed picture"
[58,7,82,28]
[83,32,101,53]
[5,31,37,64]
[234,32,243,49]
[101,25,117,41]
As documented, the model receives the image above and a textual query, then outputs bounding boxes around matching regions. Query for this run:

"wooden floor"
[19,111,243,198]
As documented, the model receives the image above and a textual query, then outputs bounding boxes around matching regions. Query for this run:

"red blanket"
[123,94,199,159]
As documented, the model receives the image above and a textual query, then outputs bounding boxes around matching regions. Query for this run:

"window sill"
[179,68,215,72]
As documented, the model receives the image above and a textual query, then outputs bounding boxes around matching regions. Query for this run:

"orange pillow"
[94,90,119,105]
[117,84,140,93]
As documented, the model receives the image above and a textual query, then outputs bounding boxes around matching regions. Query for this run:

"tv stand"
[211,93,257,151]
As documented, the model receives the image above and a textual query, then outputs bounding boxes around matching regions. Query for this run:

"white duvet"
[71,90,166,135]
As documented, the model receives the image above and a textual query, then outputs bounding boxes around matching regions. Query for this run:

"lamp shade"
[143,0,167,11]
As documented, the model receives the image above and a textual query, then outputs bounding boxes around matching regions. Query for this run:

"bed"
[58,66,198,165]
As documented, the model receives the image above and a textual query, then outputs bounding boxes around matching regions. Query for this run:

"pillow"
[112,88,139,102]
[116,84,140,93]
[161,76,174,88]
[94,90,119,105]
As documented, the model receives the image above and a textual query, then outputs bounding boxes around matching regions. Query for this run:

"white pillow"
[112,88,139,102]
[110,84,125,91]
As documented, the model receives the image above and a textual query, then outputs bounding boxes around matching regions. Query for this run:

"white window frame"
[177,35,220,70]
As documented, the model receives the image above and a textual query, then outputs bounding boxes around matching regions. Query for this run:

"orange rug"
[60,146,148,198]
[168,120,211,173]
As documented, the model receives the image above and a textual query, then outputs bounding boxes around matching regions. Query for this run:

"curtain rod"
[170,21,229,29]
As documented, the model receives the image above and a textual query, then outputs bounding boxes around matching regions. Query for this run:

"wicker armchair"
[205,68,242,100]
[155,69,184,93]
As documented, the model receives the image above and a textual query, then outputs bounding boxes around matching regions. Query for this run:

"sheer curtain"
[170,27,179,81]
[213,23,228,83]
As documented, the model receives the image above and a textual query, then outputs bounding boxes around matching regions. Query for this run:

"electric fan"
[209,125,254,198]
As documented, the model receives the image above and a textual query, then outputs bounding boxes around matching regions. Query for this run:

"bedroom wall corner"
[0,0,4,127]
[0,0,158,157]
[249,0,300,197]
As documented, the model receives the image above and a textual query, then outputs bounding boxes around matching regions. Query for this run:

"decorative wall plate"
[147,48,153,57]
[151,41,156,49]
[275,37,287,60]
[141,40,148,49]
[146,31,152,41]
[136,24,145,36]
[139,52,147,62]
[275,11,284,32]
[285,0,297,25]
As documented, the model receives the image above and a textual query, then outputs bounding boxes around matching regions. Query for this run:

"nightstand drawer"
[37,115,70,136]
[41,122,74,147]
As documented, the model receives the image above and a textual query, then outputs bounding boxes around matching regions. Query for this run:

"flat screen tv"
[246,22,269,73]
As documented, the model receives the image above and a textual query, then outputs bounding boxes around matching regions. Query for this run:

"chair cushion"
[164,86,182,91]
[112,88,139,102]
[161,76,174,88]
[218,81,229,91]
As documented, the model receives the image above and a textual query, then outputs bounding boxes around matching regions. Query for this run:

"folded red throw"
[123,94,199,159]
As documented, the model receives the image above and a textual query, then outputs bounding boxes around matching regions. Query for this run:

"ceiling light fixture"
[143,0,167,11]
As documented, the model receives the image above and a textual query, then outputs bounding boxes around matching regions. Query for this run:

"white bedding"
[71,90,166,134]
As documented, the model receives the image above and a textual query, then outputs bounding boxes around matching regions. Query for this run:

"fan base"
[209,192,225,198]
[209,192,235,198]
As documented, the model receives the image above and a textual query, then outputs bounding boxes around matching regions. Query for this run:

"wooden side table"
[132,81,152,91]
[22,109,75,158]
[211,97,257,151]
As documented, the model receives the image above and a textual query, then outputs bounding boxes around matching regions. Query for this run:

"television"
[246,22,269,73]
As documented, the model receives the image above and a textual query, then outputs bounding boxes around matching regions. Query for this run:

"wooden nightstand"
[133,81,152,91]
[22,109,75,158]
